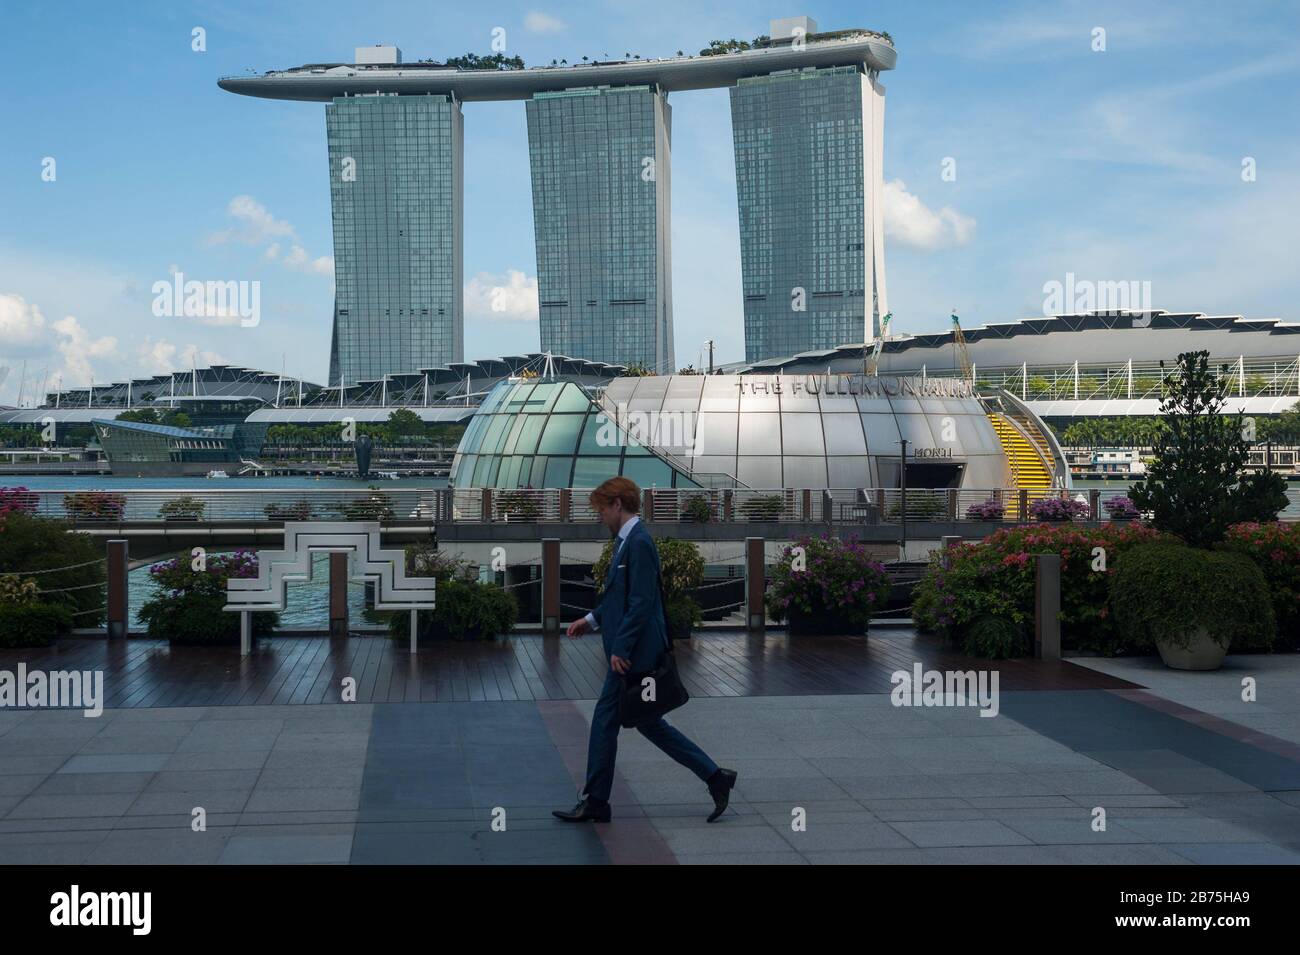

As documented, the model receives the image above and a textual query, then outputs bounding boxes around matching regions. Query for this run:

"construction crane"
[864,311,892,376]
[950,310,974,382]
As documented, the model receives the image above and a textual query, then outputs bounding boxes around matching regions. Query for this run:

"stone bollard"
[745,537,765,634]
[1034,554,1061,660]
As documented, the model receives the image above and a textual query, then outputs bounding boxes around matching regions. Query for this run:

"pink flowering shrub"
[913,521,1175,657]
[0,486,39,518]
[1220,522,1300,650]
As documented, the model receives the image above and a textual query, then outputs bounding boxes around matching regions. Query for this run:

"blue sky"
[1,0,1298,401]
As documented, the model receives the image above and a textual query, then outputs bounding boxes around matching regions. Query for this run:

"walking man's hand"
[566,617,591,638]
[610,654,630,674]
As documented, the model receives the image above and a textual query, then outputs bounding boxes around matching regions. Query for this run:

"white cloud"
[0,293,49,347]
[883,179,976,251]
[138,338,227,375]
[209,195,296,246]
[208,196,332,278]
[524,11,566,34]
[464,270,539,322]
[282,245,334,276]
[52,315,119,387]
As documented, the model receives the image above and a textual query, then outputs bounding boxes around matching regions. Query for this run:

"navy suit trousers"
[583,670,719,804]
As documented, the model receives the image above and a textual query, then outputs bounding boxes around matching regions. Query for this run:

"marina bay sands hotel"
[219,17,896,386]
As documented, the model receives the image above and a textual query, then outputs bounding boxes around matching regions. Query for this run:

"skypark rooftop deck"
[218,31,896,103]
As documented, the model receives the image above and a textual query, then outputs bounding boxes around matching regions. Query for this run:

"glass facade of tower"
[731,66,887,363]
[526,86,673,372]
[326,94,464,386]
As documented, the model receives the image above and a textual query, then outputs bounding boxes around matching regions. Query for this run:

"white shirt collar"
[617,515,640,542]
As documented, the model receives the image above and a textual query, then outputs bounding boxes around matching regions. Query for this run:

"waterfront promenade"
[2,630,1298,865]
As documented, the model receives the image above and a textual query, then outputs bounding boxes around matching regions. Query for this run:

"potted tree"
[1122,351,1288,669]
[1110,542,1272,669]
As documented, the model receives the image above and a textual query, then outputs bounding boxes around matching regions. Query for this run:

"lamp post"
[899,438,908,561]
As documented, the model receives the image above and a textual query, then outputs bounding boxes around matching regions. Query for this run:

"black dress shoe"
[552,798,611,823]
[706,768,738,823]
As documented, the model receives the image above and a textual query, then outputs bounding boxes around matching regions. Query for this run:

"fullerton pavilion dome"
[448,373,1055,492]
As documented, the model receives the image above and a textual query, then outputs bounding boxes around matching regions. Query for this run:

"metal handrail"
[7,485,1250,526]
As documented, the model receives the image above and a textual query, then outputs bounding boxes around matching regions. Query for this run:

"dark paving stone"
[997,691,1300,794]
[351,702,607,864]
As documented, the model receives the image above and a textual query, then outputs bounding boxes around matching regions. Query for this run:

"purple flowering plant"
[965,498,1005,521]
[1102,496,1141,519]
[1027,496,1090,522]
[763,532,891,629]
[139,548,277,642]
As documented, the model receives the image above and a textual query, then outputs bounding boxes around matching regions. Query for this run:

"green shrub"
[738,494,784,520]
[158,496,205,520]
[1220,522,1300,650]
[339,488,395,521]
[592,535,704,637]
[1109,542,1274,653]
[961,615,1027,659]
[265,499,312,521]
[388,578,517,642]
[0,602,74,648]
[682,495,712,523]
[665,594,702,636]
[137,550,278,644]
[913,521,1176,656]
[0,513,105,626]
[496,490,541,521]
[404,542,477,582]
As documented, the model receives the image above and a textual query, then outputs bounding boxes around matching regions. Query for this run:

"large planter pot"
[786,605,864,636]
[1155,627,1227,671]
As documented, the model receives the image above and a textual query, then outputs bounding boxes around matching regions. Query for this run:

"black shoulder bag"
[616,544,690,728]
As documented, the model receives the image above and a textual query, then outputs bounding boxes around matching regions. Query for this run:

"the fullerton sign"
[736,375,974,399]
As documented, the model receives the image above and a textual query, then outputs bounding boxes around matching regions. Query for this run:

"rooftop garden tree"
[445,52,525,71]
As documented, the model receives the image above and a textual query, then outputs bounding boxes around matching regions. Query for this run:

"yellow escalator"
[987,413,1052,516]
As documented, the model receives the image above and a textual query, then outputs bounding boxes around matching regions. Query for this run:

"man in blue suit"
[553,477,737,824]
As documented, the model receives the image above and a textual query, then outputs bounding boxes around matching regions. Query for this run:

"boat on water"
[206,469,230,479]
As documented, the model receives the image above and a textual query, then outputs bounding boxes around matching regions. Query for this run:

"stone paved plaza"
[2,637,1298,865]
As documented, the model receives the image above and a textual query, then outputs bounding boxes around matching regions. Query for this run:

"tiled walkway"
[2,636,1298,864]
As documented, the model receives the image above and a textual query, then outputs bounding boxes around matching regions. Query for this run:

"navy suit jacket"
[592,520,669,673]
